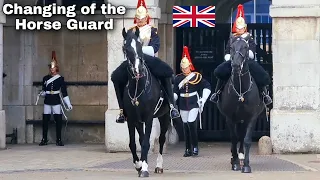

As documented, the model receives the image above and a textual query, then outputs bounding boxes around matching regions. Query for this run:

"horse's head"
[229,34,250,74]
[122,27,145,78]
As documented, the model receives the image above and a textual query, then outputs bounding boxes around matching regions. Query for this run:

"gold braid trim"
[189,72,202,85]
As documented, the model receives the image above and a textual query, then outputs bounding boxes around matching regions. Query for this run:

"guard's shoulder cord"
[189,72,202,85]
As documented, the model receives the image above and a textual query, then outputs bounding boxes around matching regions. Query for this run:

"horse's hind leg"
[226,120,241,171]
[127,120,141,173]
[154,114,170,174]
[242,120,255,173]
[139,117,154,177]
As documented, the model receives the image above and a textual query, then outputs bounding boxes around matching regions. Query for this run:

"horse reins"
[126,58,152,106]
[230,49,253,102]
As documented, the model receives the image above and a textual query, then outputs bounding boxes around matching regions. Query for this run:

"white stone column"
[270,1,320,153]
[0,0,6,149]
[105,0,161,152]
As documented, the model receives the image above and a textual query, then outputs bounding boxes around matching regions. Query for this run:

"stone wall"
[3,14,108,144]
[270,1,320,153]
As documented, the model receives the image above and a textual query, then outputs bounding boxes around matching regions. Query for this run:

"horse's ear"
[135,28,140,38]
[122,28,127,39]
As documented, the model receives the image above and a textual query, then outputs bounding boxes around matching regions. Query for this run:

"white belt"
[46,90,60,94]
[180,92,198,97]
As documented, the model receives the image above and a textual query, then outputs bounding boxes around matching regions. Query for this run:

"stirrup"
[169,104,180,119]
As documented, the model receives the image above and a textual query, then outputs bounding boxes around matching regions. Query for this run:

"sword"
[197,93,203,129]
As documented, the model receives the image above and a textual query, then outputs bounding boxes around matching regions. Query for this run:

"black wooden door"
[175,23,273,141]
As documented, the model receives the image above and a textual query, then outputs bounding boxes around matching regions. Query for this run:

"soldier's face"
[50,67,57,74]
[236,27,246,34]
[181,66,191,74]
[136,17,147,27]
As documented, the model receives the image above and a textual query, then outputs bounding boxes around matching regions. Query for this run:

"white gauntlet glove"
[63,96,73,111]
[142,46,155,57]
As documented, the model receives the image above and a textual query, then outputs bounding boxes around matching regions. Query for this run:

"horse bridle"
[123,41,152,106]
[229,39,253,102]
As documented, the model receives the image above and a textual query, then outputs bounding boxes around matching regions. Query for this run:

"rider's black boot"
[162,78,180,119]
[209,79,225,103]
[39,114,50,146]
[183,123,192,157]
[114,83,126,123]
[189,120,199,156]
[54,114,64,146]
[261,86,272,106]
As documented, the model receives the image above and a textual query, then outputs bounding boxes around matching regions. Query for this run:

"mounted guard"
[174,46,211,157]
[210,4,272,105]
[111,0,180,124]
[36,51,73,146]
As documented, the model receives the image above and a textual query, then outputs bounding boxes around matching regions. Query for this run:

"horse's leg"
[241,120,256,173]
[135,121,145,147]
[237,122,246,167]
[127,120,141,173]
[154,114,170,174]
[134,121,145,174]
[139,117,154,177]
[226,119,241,171]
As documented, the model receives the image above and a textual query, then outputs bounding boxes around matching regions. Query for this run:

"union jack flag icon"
[173,6,216,28]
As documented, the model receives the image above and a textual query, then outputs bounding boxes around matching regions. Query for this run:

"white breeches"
[44,104,61,114]
[180,108,199,123]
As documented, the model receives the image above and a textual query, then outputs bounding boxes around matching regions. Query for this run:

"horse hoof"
[241,166,252,173]
[232,164,241,171]
[139,171,149,177]
[154,167,163,174]
[136,167,142,172]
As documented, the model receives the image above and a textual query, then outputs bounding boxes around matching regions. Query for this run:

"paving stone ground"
[0,142,320,179]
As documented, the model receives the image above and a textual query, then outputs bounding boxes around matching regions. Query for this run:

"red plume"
[52,51,57,61]
[182,46,195,71]
[133,0,150,24]
[232,4,246,33]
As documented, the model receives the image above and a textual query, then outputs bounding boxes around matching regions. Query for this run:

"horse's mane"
[142,54,173,77]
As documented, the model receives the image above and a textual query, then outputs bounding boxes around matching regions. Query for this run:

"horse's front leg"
[139,117,154,177]
[226,119,241,171]
[154,114,170,174]
[127,120,141,173]
[242,120,255,173]
[237,122,246,167]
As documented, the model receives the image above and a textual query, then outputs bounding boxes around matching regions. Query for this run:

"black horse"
[121,28,171,177]
[216,35,265,173]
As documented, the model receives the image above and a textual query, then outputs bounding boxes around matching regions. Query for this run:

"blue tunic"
[42,75,68,105]
[173,72,211,111]
[128,26,160,53]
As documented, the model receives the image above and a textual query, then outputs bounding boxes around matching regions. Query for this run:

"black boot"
[54,114,64,146]
[161,78,180,119]
[209,79,226,103]
[188,121,199,156]
[39,114,50,146]
[261,86,272,105]
[183,123,192,157]
[114,82,126,123]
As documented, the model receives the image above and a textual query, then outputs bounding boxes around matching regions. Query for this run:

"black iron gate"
[175,23,273,141]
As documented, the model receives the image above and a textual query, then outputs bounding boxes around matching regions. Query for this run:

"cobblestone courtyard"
[0,143,320,179]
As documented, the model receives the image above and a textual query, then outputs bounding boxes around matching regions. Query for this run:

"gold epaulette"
[189,72,202,85]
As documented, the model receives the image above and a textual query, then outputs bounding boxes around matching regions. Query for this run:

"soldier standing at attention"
[174,46,211,157]
[37,51,73,146]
